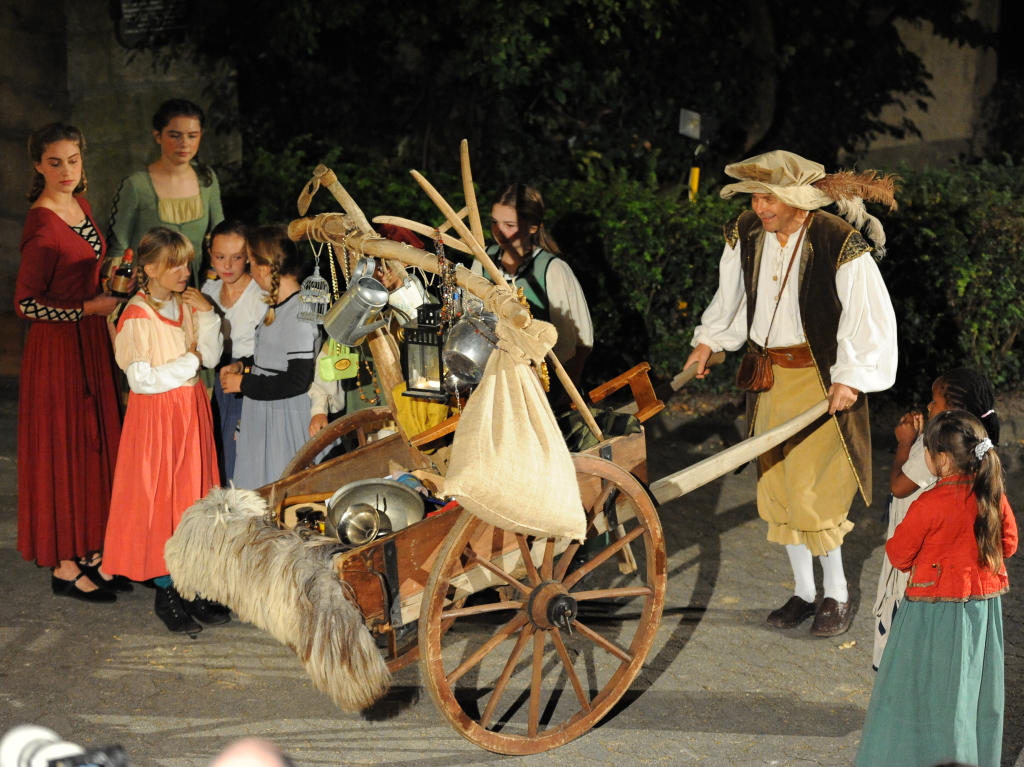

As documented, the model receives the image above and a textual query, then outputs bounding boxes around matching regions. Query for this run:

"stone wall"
[858,0,999,168]
[0,0,68,315]
[0,0,240,322]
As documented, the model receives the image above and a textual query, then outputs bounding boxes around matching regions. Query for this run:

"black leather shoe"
[183,595,231,626]
[155,586,202,634]
[51,573,116,603]
[810,597,853,637]
[766,595,818,628]
[79,562,133,594]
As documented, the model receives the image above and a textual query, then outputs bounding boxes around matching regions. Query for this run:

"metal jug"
[323,276,389,346]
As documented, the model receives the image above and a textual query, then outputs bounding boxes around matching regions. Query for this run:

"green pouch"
[318,339,360,381]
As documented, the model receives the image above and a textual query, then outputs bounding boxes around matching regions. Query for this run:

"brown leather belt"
[755,343,814,369]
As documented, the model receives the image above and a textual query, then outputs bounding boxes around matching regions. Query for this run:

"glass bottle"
[109,249,135,298]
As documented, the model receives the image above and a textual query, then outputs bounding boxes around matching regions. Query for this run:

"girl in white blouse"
[201,221,268,481]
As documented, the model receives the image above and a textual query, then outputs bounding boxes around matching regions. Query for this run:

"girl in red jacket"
[856,409,1018,767]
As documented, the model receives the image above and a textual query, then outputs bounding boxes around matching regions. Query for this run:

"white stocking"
[819,545,849,603]
[785,543,816,603]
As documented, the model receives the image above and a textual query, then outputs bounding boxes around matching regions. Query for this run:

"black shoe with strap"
[51,572,117,604]
[78,561,134,594]
[155,586,202,634]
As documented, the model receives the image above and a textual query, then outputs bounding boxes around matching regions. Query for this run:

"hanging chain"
[435,228,458,334]
[327,242,341,300]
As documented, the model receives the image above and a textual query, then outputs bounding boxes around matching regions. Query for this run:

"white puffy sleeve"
[126,355,201,394]
[195,308,224,370]
[545,259,593,362]
[830,254,898,394]
[691,242,749,353]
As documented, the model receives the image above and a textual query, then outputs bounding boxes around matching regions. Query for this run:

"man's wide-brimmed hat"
[720,149,899,255]
[720,150,898,211]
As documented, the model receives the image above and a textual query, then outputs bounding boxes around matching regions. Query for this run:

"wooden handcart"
[255,147,830,756]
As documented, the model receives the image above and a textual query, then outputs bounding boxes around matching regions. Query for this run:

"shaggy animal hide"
[165,486,391,712]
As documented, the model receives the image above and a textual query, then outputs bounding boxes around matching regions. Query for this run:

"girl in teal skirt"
[856,410,1018,767]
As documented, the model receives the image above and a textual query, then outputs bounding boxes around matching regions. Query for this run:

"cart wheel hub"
[526,580,577,631]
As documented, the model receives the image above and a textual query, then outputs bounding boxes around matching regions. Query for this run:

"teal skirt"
[855,597,1004,767]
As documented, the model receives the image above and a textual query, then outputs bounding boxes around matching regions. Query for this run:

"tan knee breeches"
[754,366,857,556]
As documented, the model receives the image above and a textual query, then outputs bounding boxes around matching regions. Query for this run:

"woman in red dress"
[15,123,124,602]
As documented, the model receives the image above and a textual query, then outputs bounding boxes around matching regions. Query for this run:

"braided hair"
[936,368,999,445]
[135,227,193,311]
[924,410,1006,573]
[246,224,313,325]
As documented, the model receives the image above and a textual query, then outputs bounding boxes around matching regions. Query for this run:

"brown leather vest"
[727,209,875,505]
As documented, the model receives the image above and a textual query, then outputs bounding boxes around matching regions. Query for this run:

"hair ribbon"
[974,438,994,460]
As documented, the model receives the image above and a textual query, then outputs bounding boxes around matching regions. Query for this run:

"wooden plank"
[650,399,830,504]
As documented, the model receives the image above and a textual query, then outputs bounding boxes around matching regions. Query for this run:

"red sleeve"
[1002,494,1018,559]
[15,216,85,320]
[886,494,934,571]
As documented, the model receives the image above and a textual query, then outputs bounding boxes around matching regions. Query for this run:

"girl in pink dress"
[103,227,224,633]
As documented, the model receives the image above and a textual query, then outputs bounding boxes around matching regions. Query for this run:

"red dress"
[14,200,122,567]
[102,297,219,581]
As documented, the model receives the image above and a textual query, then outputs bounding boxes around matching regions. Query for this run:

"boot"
[155,586,202,634]
[183,595,231,626]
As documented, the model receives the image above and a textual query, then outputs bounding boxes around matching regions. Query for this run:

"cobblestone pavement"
[1,382,1022,766]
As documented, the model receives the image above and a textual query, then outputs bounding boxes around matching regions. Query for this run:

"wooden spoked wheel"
[278,406,393,480]
[419,454,666,755]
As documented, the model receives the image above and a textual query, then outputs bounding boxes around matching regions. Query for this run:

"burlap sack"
[444,290,586,540]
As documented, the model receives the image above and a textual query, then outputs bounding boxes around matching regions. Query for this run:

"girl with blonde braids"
[103,227,225,633]
[221,224,318,488]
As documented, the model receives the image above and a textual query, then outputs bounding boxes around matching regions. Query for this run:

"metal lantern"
[401,304,448,401]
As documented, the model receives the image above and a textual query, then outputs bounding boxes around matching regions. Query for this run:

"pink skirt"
[103,381,219,581]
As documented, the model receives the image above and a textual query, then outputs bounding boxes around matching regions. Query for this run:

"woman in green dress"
[106,99,224,288]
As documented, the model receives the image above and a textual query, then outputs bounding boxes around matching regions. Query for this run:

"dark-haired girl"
[856,409,1017,767]
[201,220,267,481]
[472,184,592,406]
[872,368,1000,668]
[221,225,319,488]
[106,99,224,288]
[15,123,123,602]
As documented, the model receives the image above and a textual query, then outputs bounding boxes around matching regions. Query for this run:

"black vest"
[728,209,875,505]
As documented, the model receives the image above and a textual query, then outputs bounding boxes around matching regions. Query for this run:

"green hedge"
[233,146,1024,400]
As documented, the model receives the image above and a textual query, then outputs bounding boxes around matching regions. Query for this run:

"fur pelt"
[165,486,391,712]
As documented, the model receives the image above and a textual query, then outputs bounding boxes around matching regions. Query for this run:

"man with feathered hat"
[685,150,898,636]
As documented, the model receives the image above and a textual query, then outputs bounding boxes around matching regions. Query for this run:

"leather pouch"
[736,349,774,393]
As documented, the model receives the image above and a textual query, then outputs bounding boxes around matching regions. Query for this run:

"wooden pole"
[460,140,486,247]
[649,399,830,504]
[437,206,469,234]
[410,170,510,291]
[288,215,531,328]
[410,170,605,441]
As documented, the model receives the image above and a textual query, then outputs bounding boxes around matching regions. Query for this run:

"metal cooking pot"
[328,478,426,533]
[442,312,499,385]
[322,276,389,346]
[334,502,392,545]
